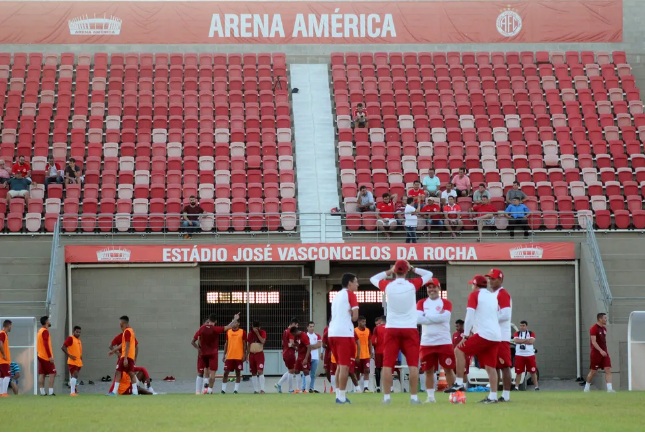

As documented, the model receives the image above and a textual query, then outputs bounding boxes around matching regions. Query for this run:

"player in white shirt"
[416,278,456,403]
[450,275,503,404]
[328,273,360,404]
[303,321,322,393]
[370,260,433,404]
[486,268,513,402]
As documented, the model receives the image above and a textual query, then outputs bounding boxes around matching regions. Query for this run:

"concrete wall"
[446,263,577,379]
[70,266,200,381]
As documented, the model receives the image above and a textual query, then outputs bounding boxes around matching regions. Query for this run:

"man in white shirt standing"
[370,260,433,404]
[328,273,360,404]
[487,268,513,402]
[449,275,502,404]
[404,197,418,244]
[416,278,456,403]
[513,320,539,391]
[303,321,322,393]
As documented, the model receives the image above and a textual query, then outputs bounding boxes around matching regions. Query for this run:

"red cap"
[485,268,504,280]
[393,260,410,274]
[469,275,488,288]
[426,278,441,287]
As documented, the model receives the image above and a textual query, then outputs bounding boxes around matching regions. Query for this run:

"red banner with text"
[65,242,576,264]
[0,1,622,45]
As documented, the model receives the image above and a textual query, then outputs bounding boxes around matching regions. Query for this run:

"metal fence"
[583,214,613,313]
[45,218,61,315]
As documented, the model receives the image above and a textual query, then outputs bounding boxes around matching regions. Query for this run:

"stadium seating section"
[332,51,645,231]
[0,52,297,233]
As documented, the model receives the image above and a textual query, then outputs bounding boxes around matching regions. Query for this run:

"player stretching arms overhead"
[416,278,456,403]
[449,275,502,404]
[192,313,240,395]
[61,326,83,396]
[248,321,267,394]
[275,317,299,393]
[370,260,433,405]
[328,273,360,404]
[222,321,247,394]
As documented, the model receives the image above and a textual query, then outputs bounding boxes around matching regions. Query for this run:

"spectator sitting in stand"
[451,168,471,197]
[0,159,11,185]
[440,183,458,205]
[472,183,490,205]
[505,197,531,239]
[443,195,463,238]
[64,158,83,185]
[6,171,31,206]
[45,157,63,187]
[181,195,204,239]
[407,180,426,209]
[12,156,31,181]
[376,192,398,238]
[421,169,441,198]
[471,196,499,242]
[394,195,408,228]
[356,185,375,212]
[352,103,367,128]
[506,181,527,204]
[420,197,443,232]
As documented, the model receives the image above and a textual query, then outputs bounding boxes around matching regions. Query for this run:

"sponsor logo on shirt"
[69,15,122,36]
[509,246,544,260]
[96,247,132,262]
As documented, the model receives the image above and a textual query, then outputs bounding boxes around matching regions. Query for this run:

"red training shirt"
[195,324,226,356]
[590,324,608,354]
[376,201,396,219]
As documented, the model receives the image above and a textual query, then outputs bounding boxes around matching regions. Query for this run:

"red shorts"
[382,328,420,370]
[514,355,538,374]
[329,362,337,375]
[68,365,81,375]
[249,352,265,375]
[459,334,499,369]
[329,336,356,367]
[295,355,310,373]
[590,352,612,370]
[375,353,384,369]
[199,354,218,373]
[224,359,243,372]
[282,350,296,370]
[132,366,150,381]
[420,344,456,373]
[465,356,472,374]
[355,358,370,374]
[37,357,57,375]
[116,357,135,373]
[496,341,512,369]
[0,364,10,378]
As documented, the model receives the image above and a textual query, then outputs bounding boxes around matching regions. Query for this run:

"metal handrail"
[45,218,61,315]
[583,214,613,312]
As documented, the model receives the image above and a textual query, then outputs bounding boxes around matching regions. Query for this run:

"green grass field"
[3,392,644,431]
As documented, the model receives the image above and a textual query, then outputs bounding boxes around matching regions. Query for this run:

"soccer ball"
[449,390,466,404]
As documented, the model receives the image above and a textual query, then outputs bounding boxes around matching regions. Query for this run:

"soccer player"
[110,366,154,395]
[0,320,12,397]
[108,316,140,396]
[449,275,502,404]
[222,321,247,394]
[513,320,539,391]
[61,325,83,396]
[487,268,513,402]
[304,322,322,393]
[416,278,456,403]
[371,316,386,393]
[328,273,360,404]
[248,321,267,394]
[583,313,614,392]
[192,313,240,394]
[452,319,471,387]
[192,318,211,394]
[354,316,372,392]
[290,326,312,393]
[275,317,299,393]
[370,260,433,404]
[37,316,57,396]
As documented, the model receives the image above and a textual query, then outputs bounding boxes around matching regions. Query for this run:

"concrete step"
[0,289,48,302]
[0,304,47,318]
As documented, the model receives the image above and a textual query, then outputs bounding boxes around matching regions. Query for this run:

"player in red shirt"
[12,156,31,178]
[191,312,240,394]
[443,196,463,238]
[407,180,426,209]
[472,196,498,241]
[376,192,398,237]
[371,316,386,393]
[275,317,299,393]
[290,327,312,392]
[583,313,614,392]
[247,321,267,394]
[452,319,471,387]
[191,318,210,394]
[420,198,443,233]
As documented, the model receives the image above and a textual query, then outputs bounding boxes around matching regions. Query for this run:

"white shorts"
[8,190,28,198]
[483,218,495,226]
[378,218,397,226]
